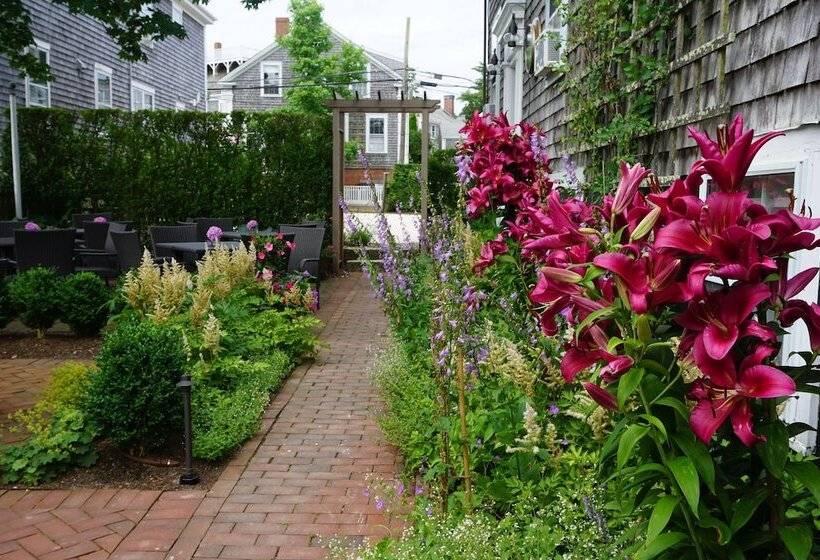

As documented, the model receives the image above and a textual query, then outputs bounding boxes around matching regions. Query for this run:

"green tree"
[1,0,271,81]
[459,63,486,119]
[408,113,421,163]
[278,0,367,114]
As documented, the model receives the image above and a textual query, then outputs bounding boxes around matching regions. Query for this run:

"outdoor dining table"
[0,237,14,248]
[155,241,242,262]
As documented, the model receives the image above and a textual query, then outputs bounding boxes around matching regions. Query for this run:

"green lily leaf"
[784,461,820,505]
[646,495,679,541]
[667,456,699,516]
[700,513,732,545]
[672,431,715,494]
[654,397,689,421]
[636,531,687,560]
[729,488,767,533]
[778,524,812,560]
[618,367,644,408]
[756,422,789,478]
[617,425,649,470]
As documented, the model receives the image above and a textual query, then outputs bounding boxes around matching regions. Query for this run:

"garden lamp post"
[177,374,200,485]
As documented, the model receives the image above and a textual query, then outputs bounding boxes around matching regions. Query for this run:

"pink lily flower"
[689,344,795,446]
[611,161,650,215]
[780,299,820,352]
[473,234,508,275]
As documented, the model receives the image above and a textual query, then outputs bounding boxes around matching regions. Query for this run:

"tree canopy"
[459,63,485,119]
[278,0,367,114]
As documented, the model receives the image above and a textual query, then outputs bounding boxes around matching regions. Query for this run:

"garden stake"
[177,374,200,485]
[455,348,473,510]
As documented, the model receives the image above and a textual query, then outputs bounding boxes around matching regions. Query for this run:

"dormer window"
[261,61,282,97]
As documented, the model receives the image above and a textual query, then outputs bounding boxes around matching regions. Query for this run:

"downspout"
[483,0,488,107]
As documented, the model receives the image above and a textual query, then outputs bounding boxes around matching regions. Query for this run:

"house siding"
[491,0,819,176]
[0,0,208,115]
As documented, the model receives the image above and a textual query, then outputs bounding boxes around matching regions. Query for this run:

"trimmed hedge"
[1,108,332,230]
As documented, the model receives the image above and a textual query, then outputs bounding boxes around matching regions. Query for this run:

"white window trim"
[344,114,350,142]
[130,80,156,111]
[25,39,51,108]
[365,113,388,154]
[93,63,113,109]
[172,1,184,24]
[260,61,283,98]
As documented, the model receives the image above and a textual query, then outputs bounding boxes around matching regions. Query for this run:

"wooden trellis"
[326,97,440,272]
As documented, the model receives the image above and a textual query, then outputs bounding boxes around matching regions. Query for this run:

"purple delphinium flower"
[548,404,560,416]
[425,505,434,517]
[530,132,549,165]
[246,219,259,232]
[414,485,424,496]
[454,154,475,184]
[93,216,107,223]
[374,497,385,511]
[206,226,223,243]
[24,221,40,232]
[395,481,405,496]
[562,154,580,194]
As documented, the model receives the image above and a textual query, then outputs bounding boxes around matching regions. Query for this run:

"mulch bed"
[0,331,101,360]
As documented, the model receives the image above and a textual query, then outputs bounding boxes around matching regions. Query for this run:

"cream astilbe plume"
[190,285,213,327]
[228,242,256,284]
[486,330,536,397]
[506,402,543,454]
[121,250,161,316]
[158,259,191,312]
[202,313,224,358]
[283,284,303,308]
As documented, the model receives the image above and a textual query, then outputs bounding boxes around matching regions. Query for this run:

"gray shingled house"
[484,0,820,452]
[0,0,215,115]
[207,18,408,189]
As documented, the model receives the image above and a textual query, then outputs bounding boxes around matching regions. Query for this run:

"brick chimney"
[276,17,290,40]
[443,95,455,116]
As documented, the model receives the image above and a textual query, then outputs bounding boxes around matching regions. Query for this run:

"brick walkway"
[0,359,70,444]
[0,273,398,559]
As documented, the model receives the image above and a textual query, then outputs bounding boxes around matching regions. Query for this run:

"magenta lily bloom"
[781,299,820,352]
[473,234,508,275]
[677,283,773,361]
[689,344,795,446]
[611,161,650,215]
[584,382,618,411]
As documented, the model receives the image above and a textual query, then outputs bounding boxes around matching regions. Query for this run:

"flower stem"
[455,348,473,511]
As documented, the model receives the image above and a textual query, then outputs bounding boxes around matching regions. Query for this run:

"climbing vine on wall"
[560,0,677,200]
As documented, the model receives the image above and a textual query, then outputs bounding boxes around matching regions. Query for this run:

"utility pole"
[398,17,410,164]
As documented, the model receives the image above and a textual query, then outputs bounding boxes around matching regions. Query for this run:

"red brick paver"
[0,273,398,559]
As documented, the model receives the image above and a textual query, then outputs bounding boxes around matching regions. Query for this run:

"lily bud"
[541,266,584,284]
[630,206,662,242]
[635,315,652,343]
[578,227,602,237]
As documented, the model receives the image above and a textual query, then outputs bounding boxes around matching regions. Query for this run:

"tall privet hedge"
[0,108,332,229]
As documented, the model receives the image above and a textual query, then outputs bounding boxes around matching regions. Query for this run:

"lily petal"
[690,396,735,445]
[702,323,739,360]
[583,382,618,410]
[738,365,796,398]
[730,400,765,447]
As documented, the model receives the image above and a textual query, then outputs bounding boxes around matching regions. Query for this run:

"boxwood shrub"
[58,272,111,336]
[7,267,61,337]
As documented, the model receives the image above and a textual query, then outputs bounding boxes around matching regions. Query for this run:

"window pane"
[263,65,280,95]
[97,74,111,106]
[707,172,795,213]
[28,83,48,106]
[369,119,384,135]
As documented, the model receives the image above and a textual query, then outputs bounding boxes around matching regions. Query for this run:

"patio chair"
[194,218,234,241]
[71,212,113,229]
[12,229,77,275]
[279,226,325,282]
[81,221,110,251]
[111,230,167,272]
[0,220,22,238]
[149,224,197,259]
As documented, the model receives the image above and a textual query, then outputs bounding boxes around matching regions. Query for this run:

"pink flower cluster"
[458,113,553,219]
[462,114,820,447]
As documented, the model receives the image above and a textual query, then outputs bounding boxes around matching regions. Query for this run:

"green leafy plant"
[7,266,61,337]
[0,277,14,329]
[345,228,373,247]
[87,319,186,451]
[57,272,111,336]
[386,164,421,212]
[192,353,290,460]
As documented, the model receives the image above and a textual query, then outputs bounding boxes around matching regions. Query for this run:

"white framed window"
[131,81,155,110]
[171,1,184,24]
[25,40,51,108]
[350,63,371,99]
[94,63,113,108]
[366,114,387,154]
[260,61,282,97]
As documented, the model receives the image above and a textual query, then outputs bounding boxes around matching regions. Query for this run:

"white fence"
[344,184,384,207]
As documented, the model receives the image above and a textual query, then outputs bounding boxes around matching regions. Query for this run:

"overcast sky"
[204,0,483,107]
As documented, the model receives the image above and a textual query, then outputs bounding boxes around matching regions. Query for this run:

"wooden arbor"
[326,97,440,272]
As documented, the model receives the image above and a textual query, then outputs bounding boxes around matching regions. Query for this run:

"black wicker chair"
[279,226,324,281]
[0,220,22,238]
[81,221,110,251]
[149,224,197,259]
[72,212,113,229]
[194,218,235,241]
[110,230,144,271]
[13,229,77,275]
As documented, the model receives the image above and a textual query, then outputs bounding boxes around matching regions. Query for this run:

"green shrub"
[0,408,98,485]
[428,148,460,213]
[58,272,111,336]
[192,353,290,460]
[0,277,14,329]
[87,319,186,450]
[386,164,421,211]
[8,267,61,337]
[345,228,373,247]
[225,308,321,361]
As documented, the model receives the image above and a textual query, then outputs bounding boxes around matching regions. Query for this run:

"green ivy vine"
[560,0,677,200]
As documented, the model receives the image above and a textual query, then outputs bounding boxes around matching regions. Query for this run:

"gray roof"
[218,27,404,85]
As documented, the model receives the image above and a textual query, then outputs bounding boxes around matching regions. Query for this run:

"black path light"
[177,374,200,485]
